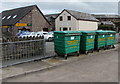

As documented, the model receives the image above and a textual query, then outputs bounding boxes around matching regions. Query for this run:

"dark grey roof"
[45,13,59,18]
[2,5,36,26]
[64,9,99,22]
[92,14,120,19]
[1,5,51,26]
[45,14,59,22]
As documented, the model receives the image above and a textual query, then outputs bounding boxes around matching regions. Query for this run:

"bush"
[98,25,116,31]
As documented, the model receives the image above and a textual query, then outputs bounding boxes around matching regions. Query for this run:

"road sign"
[15,23,27,26]
[27,23,32,26]
[2,26,9,28]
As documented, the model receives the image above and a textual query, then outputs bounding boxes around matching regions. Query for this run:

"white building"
[55,9,99,31]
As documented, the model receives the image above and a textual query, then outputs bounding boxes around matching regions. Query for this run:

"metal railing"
[0,39,55,68]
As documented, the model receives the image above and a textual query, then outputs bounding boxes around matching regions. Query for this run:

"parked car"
[18,31,31,38]
[20,33,30,38]
[34,32,43,37]
[28,32,36,38]
[18,31,48,38]
[44,32,54,41]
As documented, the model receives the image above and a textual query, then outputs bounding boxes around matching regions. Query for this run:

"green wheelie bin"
[105,30,116,49]
[54,31,82,59]
[80,31,96,54]
[94,30,107,51]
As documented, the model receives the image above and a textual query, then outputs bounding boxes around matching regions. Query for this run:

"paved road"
[4,48,118,82]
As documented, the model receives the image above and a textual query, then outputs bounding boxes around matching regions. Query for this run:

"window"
[7,16,11,19]
[33,9,37,11]
[67,16,71,20]
[13,15,17,19]
[63,27,68,31]
[60,27,61,31]
[2,16,6,19]
[69,27,71,30]
[59,16,63,21]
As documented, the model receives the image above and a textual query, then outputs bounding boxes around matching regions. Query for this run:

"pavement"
[1,44,119,82]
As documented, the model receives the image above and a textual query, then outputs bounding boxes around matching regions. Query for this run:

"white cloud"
[42,10,60,14]
[0,2,118,15]
[2,0,120,2]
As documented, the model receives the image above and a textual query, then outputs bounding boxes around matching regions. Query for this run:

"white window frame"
[13,15,17,19]
[2,16,6,19]
[7,16,11,19]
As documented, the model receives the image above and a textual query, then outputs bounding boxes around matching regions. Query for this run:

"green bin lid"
[104,30,116,34]
[54,31,82,34]
[95,30,108,34]
[80,31,96,35]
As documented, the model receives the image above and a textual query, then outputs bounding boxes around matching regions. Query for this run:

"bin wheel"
[97,49,100,52]
[105,46,108,50]
[104,47,106,50]
[64,54,67,60]
[91,49,94,53]
[108,46,110,49]
[85,51,88,55]
[77,51,80,56]
[112,45,115,48]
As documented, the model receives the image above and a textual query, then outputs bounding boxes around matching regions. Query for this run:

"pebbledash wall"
[56,11,77,31]
[78,20,98,31]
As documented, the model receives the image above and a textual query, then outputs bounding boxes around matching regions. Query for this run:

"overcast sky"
[1,0,120,15]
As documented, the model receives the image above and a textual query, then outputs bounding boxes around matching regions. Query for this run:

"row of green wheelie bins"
[54,30,116,59]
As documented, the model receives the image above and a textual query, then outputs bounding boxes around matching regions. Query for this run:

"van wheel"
[64,54,67,60]
[48,37,52,42]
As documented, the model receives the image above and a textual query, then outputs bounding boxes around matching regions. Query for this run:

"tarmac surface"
[2,44,118,82]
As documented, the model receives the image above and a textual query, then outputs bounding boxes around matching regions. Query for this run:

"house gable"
[56,9,77,21]
[55,9,98,31]
[56,9,99,22]
[57,10,77,21]
[55,10,78,31]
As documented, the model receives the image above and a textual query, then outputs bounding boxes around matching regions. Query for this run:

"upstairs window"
[67,16,71,20]
[59,16,63,21]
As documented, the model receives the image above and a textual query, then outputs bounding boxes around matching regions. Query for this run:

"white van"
[44,32,54,41]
